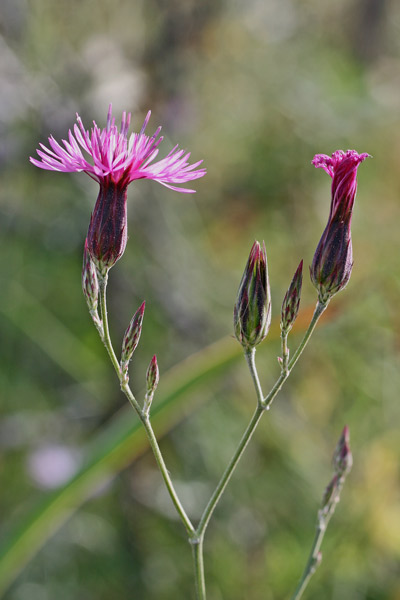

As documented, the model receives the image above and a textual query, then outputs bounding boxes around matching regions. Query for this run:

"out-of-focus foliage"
[0,0,399,598]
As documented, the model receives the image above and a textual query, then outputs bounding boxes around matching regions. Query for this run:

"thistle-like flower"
[234,241,271,351]
[281,260,303,335]
[310,150,369,303]
[31,105,206,276]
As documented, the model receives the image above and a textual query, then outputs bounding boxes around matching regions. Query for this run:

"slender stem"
[291,478,345,600]
[98,274,123,376]
[98,273,195,537]
[245,348,264,406]
[138,410,196,536]
[197,403,264,538]
[192,537,206,600]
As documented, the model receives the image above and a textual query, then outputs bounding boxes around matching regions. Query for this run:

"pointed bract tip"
[281,259,303,334]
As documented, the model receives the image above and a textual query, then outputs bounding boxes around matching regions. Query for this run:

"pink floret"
[30,105,206,193]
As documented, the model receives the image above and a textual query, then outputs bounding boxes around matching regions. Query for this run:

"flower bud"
[143,355,159,416]
[87,180,128,277]
[146,355,160,397]
[332,425,353,477]
[234,241,271,350]
[121,302,145,381]
[281,260,303,334]
[82,238,99,312]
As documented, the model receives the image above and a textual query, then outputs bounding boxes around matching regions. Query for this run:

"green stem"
[192,537,206,600]
[98,274,123,378]
[98,273,195,537]
[139,410,195,536]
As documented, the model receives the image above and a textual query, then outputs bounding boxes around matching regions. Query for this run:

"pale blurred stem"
[291,476,345,600]
[97,274,195,537]
[192,300,329,599]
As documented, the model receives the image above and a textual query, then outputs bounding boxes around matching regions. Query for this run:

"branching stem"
[97,277,328,600]
[98,274,195,537]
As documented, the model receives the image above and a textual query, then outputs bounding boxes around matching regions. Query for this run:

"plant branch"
[98,273,195,537]
[290,476,345,600]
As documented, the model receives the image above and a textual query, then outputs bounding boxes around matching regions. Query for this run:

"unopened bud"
[332,425,353,476]
[281,260,303,334]
[82,238,99,312]
[234,241,271,350]
[143,355,159,415]
[121,302,145,381]
[146,355,159,396]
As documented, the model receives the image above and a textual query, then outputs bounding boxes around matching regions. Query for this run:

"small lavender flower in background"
[281,260,303,335]
[234,241,271,351]
[30,105,206,276]
[310,150,369,304]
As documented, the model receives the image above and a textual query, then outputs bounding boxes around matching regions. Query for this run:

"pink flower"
[30,105,206,275]
[310,150,369,303]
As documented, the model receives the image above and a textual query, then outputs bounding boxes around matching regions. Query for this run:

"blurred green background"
[0,0,400,598]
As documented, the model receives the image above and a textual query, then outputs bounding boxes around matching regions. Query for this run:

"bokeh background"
[1,0,400,599]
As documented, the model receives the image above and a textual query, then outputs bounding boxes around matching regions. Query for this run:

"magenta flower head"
[234,241,271,351]
[30,105,206,276]
[310,150,369,303]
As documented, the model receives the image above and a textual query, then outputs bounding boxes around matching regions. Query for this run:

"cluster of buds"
[233,150,367,362]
